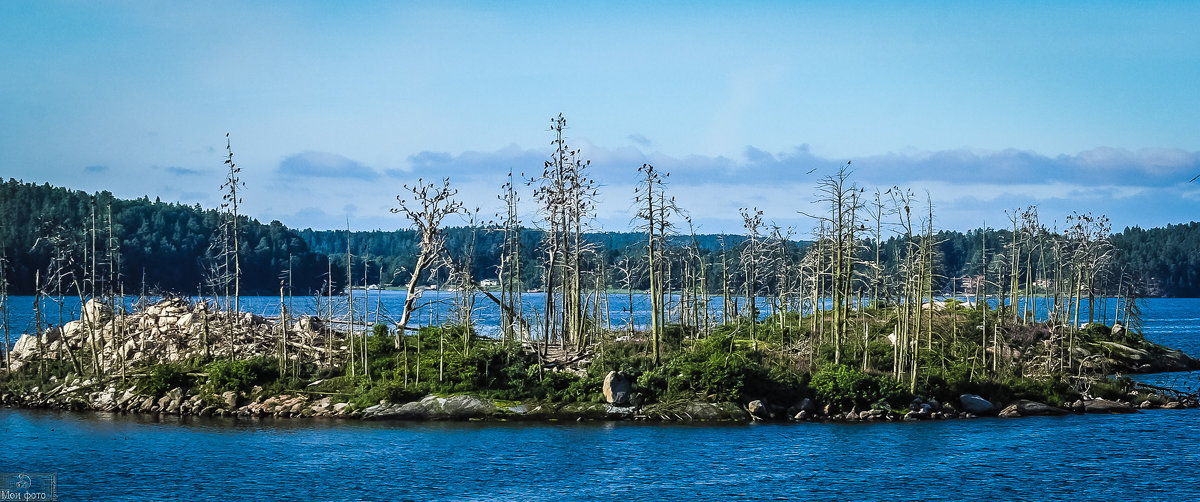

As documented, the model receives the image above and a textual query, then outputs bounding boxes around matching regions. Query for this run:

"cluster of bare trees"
[3,121,1142,394]
[529,114,600,357]
[374,129,1130,390]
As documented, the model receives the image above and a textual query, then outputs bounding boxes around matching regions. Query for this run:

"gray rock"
[83,298,114,325]
[1083,399,1138,414]
[222,391,239,408]
[363,394,499,420]
[605,404,635,419]
[959,394,996,415]
[602,371,633,406]
[998,404,1021,418]
[1014,400,1070,416]
[747,400,770,420]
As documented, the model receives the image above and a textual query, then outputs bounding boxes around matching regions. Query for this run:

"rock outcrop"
[7,298,337,373]
[1082,399,1138,414]
[998,400,1070,418]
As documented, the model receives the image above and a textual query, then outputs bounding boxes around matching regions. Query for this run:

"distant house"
[959,275,985,293]
[479,278,499,288]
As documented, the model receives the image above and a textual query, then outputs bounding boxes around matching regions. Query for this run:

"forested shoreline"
[2,177,1197,297]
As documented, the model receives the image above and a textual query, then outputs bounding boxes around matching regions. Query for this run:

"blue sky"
[2,1,1198,236]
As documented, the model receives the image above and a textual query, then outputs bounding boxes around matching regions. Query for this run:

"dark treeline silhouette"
[2,178,1197,297]
[298,227,752,291]
[305,224,1199,298]
[1112,222,1200,297]
[0,179,329,295]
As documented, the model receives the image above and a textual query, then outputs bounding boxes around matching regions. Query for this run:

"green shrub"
[137,364,192,396]
[349,379,425,409]
[1008,376,1078,406]
[811,364,906,410]
[205,357,279,394]
[1089,376,1132,400]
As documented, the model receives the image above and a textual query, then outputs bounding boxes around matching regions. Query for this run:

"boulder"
[959,394,997,415]
[1014,400,1070,416]
[362,394,498,420]
[221,391,239,409]
[1082,399,1138,414]
[998,405,1020,418]
[83,298,114,325]
[602,371,632,406]
[747,400,770,420]
[10,334,38,360]
[93,386,118,409]
[310,397,332,414]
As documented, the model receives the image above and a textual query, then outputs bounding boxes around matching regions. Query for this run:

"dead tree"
[635,163,677,365]
[220,133,245,315]
[390,177,463,348]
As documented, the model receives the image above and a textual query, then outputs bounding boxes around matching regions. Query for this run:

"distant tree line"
[301,224,1200,299]
[2,177,1197,298]
[0,179,328,295]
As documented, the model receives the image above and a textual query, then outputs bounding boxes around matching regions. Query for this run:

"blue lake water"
[1,296,1198,500]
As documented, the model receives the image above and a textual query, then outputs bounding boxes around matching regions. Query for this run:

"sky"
[2,1,1198,237]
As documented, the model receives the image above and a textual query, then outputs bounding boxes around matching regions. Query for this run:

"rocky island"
[2,296,1197,423]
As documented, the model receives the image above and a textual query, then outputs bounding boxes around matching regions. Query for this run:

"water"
[2,408,1199,500]
[0,290,1159,343]
[0,290,718,342]
[1,297,1198,499]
